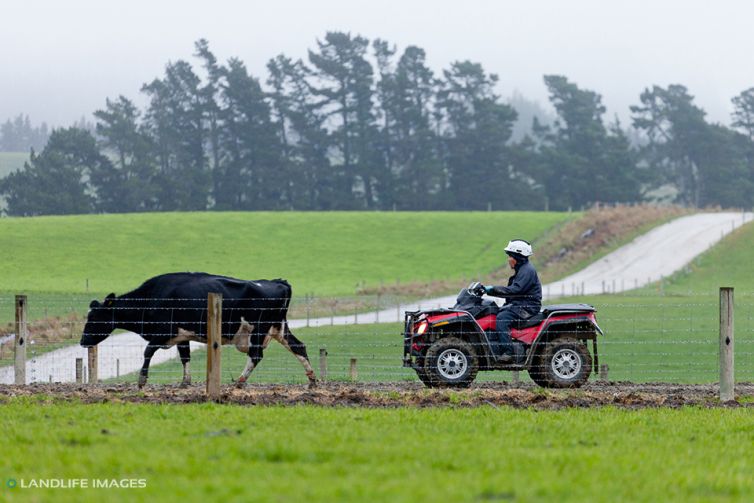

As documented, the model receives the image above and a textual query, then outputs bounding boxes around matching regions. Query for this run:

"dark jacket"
[487,259,542,317]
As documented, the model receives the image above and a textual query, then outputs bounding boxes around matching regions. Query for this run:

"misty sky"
[3,0,753,128]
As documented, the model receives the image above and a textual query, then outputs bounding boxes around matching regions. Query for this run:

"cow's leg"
[236,336,264,388]
[285,327,317,388]
[138,342,160,388]
[167,328,199,346]
[271,322,317,388]
[177,341,191,387]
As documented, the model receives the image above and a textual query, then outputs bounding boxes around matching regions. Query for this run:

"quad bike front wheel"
[422,337,478,388]
[534,337,592,388]
[527,354,550,387]
[413,363,433,387]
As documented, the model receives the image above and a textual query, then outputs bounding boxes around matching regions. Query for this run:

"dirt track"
[1,382,752,409]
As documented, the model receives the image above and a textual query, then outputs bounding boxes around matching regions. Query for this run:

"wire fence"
[0,290,750,391]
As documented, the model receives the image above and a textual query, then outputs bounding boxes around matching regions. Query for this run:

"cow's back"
[123,273,292,339]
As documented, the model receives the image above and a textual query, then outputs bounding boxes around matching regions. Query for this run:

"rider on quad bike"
[403,240,603,389]
[485,239,542,363]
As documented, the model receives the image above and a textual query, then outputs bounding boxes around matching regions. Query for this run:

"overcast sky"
[2,0,753,128]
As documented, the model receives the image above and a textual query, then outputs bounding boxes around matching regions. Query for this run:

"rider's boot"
[495,353,513,363]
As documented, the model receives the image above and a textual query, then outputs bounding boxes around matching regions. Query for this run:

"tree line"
[2,33,754,216]
[0,115,50,152]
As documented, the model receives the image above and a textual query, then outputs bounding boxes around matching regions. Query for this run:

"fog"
[2,0,753,127]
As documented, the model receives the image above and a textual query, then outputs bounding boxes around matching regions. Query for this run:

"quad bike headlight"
[416,321,428,335]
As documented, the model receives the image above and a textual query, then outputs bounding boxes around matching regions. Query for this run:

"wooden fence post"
[719,287,735,402]
[75,358,83,384]
[349,358,358,381]
[306,293,311,328]
[599,364,609,383]
[319,348,328,382]
[87,346,98,384]
[206,292,223,400]
[14,295,28,385]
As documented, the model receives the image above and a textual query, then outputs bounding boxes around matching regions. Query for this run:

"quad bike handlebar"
[466,281,486,297]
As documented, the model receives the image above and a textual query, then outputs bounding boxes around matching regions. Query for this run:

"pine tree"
[0,128,107,215]
[142,60,209,210]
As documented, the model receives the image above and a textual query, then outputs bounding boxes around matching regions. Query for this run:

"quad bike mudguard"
[403,308,492,365]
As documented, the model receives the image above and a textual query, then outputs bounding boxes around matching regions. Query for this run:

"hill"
[658,217,754,294]
[554,218,754,384]
[0,211,572,297]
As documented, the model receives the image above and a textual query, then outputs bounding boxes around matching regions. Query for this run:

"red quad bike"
[403,283,603,388]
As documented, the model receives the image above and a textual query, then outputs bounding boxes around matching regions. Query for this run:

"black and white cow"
[79,272,316,388]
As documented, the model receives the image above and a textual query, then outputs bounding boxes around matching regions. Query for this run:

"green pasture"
[111,322,413,385]
[129,219,754,385]
[8,214,754,384]
[0,151,27,179]
[657,217,754,294]
[125,289,754,385]
[0,211,572,297]
[1,400,753,502]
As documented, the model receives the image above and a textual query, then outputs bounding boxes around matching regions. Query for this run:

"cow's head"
[80,293,117,347]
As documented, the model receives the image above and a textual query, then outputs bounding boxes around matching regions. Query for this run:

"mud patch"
[1,381,753,409]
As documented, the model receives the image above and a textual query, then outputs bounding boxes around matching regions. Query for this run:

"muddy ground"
[0,381,752,409]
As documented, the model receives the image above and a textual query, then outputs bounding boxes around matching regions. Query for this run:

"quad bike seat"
[517,312,546,328]
[517,303,596,329]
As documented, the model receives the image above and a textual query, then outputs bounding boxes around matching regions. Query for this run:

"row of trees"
[2,33,754,215]
[0,115,50,151]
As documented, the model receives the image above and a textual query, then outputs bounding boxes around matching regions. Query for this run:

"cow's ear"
[89,300,100,309]
[105,293,116,306]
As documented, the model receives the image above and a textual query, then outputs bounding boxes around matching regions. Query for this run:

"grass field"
[657,218,754,295]
[111,322,414,385]
[0,211,572,297]
[0,151,27,179]
[1,400,753,502]
[125,293,754,386]
[131,221,754,386]
[3,214,753,503]
[6,211,754,384]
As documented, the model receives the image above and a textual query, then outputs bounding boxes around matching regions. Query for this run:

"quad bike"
[402,283,603,388]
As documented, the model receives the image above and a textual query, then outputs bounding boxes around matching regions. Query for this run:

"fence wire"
[0,293,751,386]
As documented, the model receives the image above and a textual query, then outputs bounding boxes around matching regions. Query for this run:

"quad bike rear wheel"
[422,337,478,388]
[536,337,592,388]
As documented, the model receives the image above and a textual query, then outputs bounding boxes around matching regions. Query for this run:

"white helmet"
[504,239,533,257]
